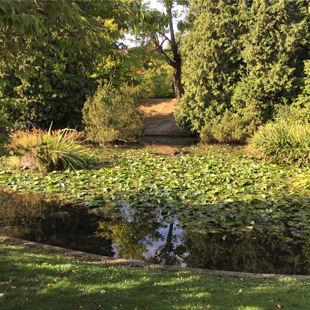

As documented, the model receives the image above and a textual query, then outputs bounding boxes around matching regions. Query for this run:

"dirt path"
[139,98,197,154]
[139,98,182,135]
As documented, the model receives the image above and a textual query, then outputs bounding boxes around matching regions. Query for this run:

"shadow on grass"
[1,243,310,310]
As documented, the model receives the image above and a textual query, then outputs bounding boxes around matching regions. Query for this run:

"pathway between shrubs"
[139,98,197,154]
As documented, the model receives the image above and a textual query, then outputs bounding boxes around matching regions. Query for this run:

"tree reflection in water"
[183,229,310,275]
[96,207,186,265]
[0,190,114,256]
[2,189,310,274]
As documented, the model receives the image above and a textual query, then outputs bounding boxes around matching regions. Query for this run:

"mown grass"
[1,240,310,310]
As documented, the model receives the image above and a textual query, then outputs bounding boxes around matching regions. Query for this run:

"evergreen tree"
[231,0,309,125]
[175,0,310,138]
[175,0,247,132]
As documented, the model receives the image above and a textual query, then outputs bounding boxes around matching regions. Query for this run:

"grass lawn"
[1,240,310,310]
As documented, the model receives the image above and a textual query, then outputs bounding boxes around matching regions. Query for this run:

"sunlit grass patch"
[1,240,310,310]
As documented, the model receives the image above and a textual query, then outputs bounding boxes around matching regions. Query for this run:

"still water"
[1,190,310,275]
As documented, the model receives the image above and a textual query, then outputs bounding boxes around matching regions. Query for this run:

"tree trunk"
[173,57,183,99]
[149,3,184,99]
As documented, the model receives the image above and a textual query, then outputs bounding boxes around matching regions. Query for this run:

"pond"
[1,189,310,275]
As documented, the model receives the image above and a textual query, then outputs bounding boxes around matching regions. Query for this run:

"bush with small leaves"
[82,84,145,144]
[200,110,255,144]
[135,65,174,99]
[0,116,13,156]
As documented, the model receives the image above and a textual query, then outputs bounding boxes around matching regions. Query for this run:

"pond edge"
[1,234,310,279]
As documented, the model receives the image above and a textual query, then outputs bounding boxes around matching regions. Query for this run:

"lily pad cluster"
[1,146,310,236]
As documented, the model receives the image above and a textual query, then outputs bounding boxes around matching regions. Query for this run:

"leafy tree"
[0,0,139,128]
[136,63,174,98]
[0,38,97,128]
[127,42,175,98]
[134,0,189,99]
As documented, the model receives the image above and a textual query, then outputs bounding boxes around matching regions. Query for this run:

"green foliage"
[231,0,308,125]
[0,0,141,129]
[292,60,310,122]
[2,145,310,238]
[0,0,136,62]
[136,64,174,98]
[8,127,92,172]
[175,0,246,133]
[82,84,145,144]
[0,44,97,129]
[0,115,12,156]
[175,0,310,137]
[247,119,310,165]
[200,110,255,143]
[133,0,187,98]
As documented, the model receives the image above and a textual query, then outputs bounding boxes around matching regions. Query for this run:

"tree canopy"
[133,0,189,98]
[175,0,310,141]
[0,0,141,128]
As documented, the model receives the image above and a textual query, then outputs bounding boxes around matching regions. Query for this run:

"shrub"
[0,36,97,130]
[82,84,145,144]
[247,119,310,165]
[8,127,92,171]
[200,110,255,144]
[291,60,310,122]
[135,65,174,99]
[0,116,13,156]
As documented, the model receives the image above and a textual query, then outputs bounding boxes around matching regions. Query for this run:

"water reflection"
[0,190,113,256]
[1,189,310,274]
[95,207,185,265]
[183,230,310,275]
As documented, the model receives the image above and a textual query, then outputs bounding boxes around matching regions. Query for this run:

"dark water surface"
[1,190,310,275]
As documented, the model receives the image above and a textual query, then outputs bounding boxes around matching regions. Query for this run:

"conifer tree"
[231,0,309,125]
[175,0,247,132]
[175,0,310,137]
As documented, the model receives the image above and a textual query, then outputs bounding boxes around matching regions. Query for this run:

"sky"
[121,0,186,47]
[147,0,165,11]
[144,0,163,11]
[147,0,186,15]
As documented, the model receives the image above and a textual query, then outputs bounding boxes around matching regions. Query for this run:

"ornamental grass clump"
[247,119,310,165]
[8,127,92,171]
